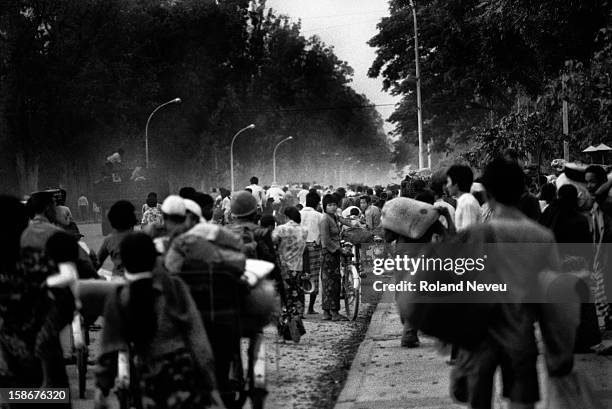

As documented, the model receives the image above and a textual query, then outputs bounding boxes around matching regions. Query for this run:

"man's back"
[247,184,265,207]
[20,216,61,251]
[456,211,560,353]
[266,186,284,204]
[300,207,322,243]
[297,189,309,206]
[364,205,381,230]
[455,192,481,230]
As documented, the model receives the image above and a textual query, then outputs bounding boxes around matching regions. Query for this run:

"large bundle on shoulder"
[165,223,247,320]
[165,222,277,334]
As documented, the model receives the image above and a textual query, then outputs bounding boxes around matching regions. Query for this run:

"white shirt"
[266,186,285,204]
[297,189,309,206]
[247,184,265,207]
[300,207,323,243]
[455,192,481,231]
[434,198,455,229]
[221,197,231,222]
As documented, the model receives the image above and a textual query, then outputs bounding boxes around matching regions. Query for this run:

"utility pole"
[409,0,424,170]
[562,74,570,161]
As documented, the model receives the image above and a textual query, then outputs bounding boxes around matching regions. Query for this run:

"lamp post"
[273,136,293,185]
[408,0,425,170]
[230,124,256,193]
[145,97,181,168]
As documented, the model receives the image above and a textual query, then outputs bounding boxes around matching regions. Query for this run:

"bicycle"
[340,240,361,321]
[77,279,124,400]
[70,312,89,399]
[177,264,273,409]
[110,334,267,409]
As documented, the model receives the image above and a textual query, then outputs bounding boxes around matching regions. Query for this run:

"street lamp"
[408,0,425,170]
[230,124,256,193]
[145,97,181,168]
[273,136,293,185]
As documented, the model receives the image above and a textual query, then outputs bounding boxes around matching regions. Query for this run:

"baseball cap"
[161,195,186,216]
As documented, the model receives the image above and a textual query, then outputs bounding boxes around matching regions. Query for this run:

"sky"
[266,0,401,135]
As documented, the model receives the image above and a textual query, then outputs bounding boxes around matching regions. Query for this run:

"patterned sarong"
[592,269,610,330]
[304,242,321,293]
[321,249,341,311]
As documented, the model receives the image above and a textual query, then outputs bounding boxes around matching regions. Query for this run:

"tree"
[1,0,390,196]
[463,22,612,169]
[368,0,611,168]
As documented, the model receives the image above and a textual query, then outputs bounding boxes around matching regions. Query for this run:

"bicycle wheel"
[76,344,88,399]
[343,265,360,321]
[250,388,268,409]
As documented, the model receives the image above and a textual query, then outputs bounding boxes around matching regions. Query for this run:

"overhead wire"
[230,103,397,114]
[300,17,382,34]
[295,9,388,20]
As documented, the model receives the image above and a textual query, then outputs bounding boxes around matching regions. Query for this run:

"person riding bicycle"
[227,191,285,299]
[164,195,277,408]
[94,232,224,409]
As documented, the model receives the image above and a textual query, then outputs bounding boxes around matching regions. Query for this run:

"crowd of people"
[1,148,611,408]
[384,150,612,409]
[0,174,388,408]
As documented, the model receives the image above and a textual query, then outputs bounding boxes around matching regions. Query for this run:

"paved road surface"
[71,223,377,408]
[335,291,612,409]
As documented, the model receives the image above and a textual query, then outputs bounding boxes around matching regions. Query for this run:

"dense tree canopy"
[0,0,389,197]
[368,0,611,167]
[464,26,612,170]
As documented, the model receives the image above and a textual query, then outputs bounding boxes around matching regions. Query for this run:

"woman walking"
[273,207,308,341]
[319,194,348,321]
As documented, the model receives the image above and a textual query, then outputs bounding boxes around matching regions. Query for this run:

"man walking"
[247,176,266,212]
[447,164,481,231]
[300,191,323,314]
[77,194,89,222]
[449,158,576,409]
[297,183,309,207]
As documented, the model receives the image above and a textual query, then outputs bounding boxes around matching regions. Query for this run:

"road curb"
[334,291,395,409]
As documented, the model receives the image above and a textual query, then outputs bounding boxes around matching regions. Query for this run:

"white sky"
[266,0,400,134]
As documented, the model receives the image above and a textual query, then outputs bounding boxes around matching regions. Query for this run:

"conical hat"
[381,197,439,239]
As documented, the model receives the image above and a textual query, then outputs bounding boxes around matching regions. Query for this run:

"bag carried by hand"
[396,226,499,350]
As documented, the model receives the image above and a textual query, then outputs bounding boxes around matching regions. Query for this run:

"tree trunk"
[15,151,39,195]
